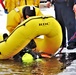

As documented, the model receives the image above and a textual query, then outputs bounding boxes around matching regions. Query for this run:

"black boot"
[68,53,76,61]
[67,42,76,49]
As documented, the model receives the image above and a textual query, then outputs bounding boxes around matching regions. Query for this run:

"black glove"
[3,33,8,40]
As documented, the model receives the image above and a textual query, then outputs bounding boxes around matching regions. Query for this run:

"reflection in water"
[0,57,63,75]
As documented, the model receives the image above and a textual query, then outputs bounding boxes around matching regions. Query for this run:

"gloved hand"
[3,33,8,40]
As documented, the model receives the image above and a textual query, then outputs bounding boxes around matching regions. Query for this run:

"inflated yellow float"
[0,16,62,59]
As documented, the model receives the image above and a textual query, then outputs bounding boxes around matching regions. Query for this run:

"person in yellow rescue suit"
[6,5,43,33]
[6,5,43,62]
[4,0,40,13]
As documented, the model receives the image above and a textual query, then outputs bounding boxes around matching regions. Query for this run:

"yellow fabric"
[5,0,11,12]
[0,34,3,41]
[4,0,40,12]
[6,5,43,33]
[0,16,62,59]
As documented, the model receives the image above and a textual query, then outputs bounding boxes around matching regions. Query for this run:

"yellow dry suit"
[6,5,43,33]
[4,0,40,12]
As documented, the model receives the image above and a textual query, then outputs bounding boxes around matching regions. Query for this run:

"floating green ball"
[22,53,34,64]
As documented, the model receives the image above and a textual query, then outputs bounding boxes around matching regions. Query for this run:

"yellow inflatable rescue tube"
[0,16,62,59]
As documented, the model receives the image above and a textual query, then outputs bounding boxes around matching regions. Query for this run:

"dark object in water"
[58,53,76,70]
[68,53,76,61]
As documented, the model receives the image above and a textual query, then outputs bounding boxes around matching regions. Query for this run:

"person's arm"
[6,9,21,33]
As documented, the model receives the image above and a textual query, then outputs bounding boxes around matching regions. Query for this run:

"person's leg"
[54,3,66,47]
[61,4,76,61]
[54,3,76,62]
[61,5,76,49]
